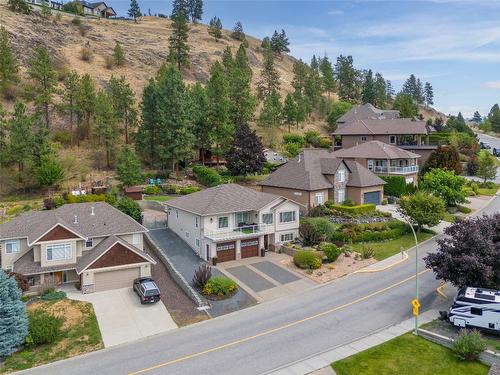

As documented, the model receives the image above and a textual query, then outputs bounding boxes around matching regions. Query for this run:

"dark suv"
[493,148,500,157]
[133,277,161,304]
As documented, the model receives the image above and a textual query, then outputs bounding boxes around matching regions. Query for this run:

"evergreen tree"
[319,55,335,98]
[373,73,387,108]
[292,59,309,97]
[116,145,143,186]
[0,105,7,166]
[361,69,376,105]
[189,82,212,164]
[208,16,222,39]
[393,92,418,118]
[257,44,280,99]
[326,101,352,132]
[415,78,425,104]
[259,89,282,128]
[171,0,188,18]
[7,0,31,14]
[128,0,141,21]
[27,47,57,129]
[424,82,434,107]
[36,154,65,187]
[489,109,500,133]
[270,29,289,54]
[261,36,271,49]
[8,101,34,179]
[488,103,499,119]
[476,150,497,183]
[59,71,80,145]
[231,21,245,41]
[206,61,233,164]
[113,42,126,66]
[93,91,119,168]
[385,79,395,100]
[0,26,19,99]
[402,74,418,99]
[32,114,53,167]
[187,0,203,23]
[472,111,482,123]
[225,123,266,175]
[334,55,360,102]
[75,73,97,141]
[0,270,28,358]
[304,62,321,113]
[167,14,190,71]
[136,78,159,166]
[107,75,137,144]
[282,93,297,132]
[228,44,256,126]
[221,46,234,75]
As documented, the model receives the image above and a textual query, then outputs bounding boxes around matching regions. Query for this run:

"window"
[336,169,345,182]
[262,213,273,224]
[46,243,72,261]
[195,239,200,247]
[361,136,367,142]
[367,159,374,171]
[132,233,141,245]
[279,211,296,223]
[85,238,93,248]
[218,216,229,229]
[314,192,324,205]
[235,212,251,226]
[391,160,398,167]
[280,233,294,242]
[5,264,13,272]
[389,135,396,144]
[471,307,482,316]
[195,217,198,228]
[337,189,346,203]
[5,240,20,254]
[27,276,35,287]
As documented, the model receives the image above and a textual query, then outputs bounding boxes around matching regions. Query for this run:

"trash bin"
[260,248,265,257]
[212,257,218,266]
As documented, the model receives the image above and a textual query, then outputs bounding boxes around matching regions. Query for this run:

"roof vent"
[74,215,78,224]
[91,206,95,216]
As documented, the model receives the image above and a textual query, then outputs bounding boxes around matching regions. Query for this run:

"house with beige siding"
[259,149,385,213]
[0,202,154,293]
[166,184,301,263]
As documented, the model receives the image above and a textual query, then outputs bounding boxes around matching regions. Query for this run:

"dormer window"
[389,135,396,144]
[361,136,367,142]
[336,169,346,183]
[85,238,93,248]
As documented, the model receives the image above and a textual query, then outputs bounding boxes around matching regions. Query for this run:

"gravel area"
[146,247,208,327]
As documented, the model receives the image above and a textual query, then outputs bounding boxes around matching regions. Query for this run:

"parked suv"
[133,277,161,304]
[480,141,491,149]
[493,148,500,157]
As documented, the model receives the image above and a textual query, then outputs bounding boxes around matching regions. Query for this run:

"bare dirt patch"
[28,299,84,329]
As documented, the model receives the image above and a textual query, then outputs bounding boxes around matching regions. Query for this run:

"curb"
[353,251,408,274]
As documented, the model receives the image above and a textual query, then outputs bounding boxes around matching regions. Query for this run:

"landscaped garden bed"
[192,264,238,300]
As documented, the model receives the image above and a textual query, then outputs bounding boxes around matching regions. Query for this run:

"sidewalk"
[266,309,439,375]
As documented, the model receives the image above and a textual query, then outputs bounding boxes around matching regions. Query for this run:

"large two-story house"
[166,184,302,262]
[0,202,154,293]
[333,103,437,164]
[259,149,386,212]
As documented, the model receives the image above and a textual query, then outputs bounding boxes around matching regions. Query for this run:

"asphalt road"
[474,132,500,183]
[22,194,500,375]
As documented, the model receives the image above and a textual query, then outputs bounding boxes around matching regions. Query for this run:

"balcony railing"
[373,165,418,174]
[205,224,273,241]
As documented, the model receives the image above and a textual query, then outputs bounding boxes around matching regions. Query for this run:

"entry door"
[53,271,63,285]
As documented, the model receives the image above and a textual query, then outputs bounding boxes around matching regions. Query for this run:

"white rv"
[448,287,500,334]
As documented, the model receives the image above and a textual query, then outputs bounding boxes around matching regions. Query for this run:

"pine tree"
[136,78,159,166]
[228,44,256,126]
[259,89,282,128]
[0,26,19,99]
[32,114,53,167]
[59,71,80,144]
[188,0,203,23]
[231,21,245,41]
[0,270,28,358]
[361,69,376,105]
[8,101,35,180]
[225,123,266,175]
[270,29,290,54]
[27,47,57,129]
[393,92,418,118]
[490,109,500,133]
[113,42,126,66]
[257,44,280,99]
[128,0,141,21]
[334,55,360,102]
[107,75,137,144]
[472,111,482,123]
[221,46,234,75]
[93,91,119,168]
[319,55,335,98]
[189,82,212,164]
[75,73,97,141]
[282,93,297,132]
[488,104,499,119]
[206,61,233,164]
[0,105,7,166]
[116,145,143,186]
[424,82,434,107]
[373,73,387,108]
[386,79,395,100]
[208,16,222,39]
[292,59,309,97]
[304,62,321,114]
[167,14,190,71]
[171,0,188,18]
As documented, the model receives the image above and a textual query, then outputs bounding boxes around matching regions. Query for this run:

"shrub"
[162,184,179,194]
[308,205,327,217]
[299,222,322,246]
[304,131,321,147]
[202,276,237,296]
[53,131,72,146]
[457,205,472,214]
[380,175,407,197]
[469,182,479,194]
[117,197,142,223]
[192,165,224,187]
[178,186,201,195]
[192,264,212,289]
[320,242,342,262]
[6,205,23,216]
[80,46,93,62]
[41,290,66,301]
[7,0,32,14]
[283,142,301,157]
[26,311,63,347]
[327,203,376,215]
[293,250,322,269]
[143,185,160,195]
[319,137,332,149]
[331,221,410,242]
[341,199,355,207]
[283,133,305,147]
[71,17,82,25]
[360,246,375,259]
[7,272,29,292]
[452,329,486,361]
[104,55,114,69]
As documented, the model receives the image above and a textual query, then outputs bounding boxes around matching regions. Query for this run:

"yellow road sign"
[412,299,420,316]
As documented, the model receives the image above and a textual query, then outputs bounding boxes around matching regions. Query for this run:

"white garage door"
[94,267,141,292]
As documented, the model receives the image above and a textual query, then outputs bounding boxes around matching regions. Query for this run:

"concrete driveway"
[68,287,177,347]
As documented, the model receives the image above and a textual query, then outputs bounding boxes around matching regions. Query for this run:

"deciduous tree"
[421,145,462,175]
[393,92,418,118]
[422,168,466,206]
[225,123,266,175]
[399,191,445,232]
[326,101,352,132]
[476,150,497,183]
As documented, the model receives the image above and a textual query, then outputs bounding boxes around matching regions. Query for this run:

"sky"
[109,0,500,118]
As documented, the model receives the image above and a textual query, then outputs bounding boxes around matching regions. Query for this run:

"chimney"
[91,206,95,216]
[74,215,78,224]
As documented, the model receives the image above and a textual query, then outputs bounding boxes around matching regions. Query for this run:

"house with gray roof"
[0,202,155,293]
[259,149,386,213]
[75,0,117,18]
[165,184,301,263]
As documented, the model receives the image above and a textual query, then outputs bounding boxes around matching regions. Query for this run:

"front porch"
[368,159,419,176]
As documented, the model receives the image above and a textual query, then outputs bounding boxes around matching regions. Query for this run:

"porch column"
[236,239,242,260]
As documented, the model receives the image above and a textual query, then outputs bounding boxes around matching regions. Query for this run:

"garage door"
[363,191,381,205]
[241,238,259,258]
[94,267,141,292]
[216,242,236,262]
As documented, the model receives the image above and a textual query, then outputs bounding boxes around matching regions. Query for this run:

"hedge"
[293,250,322,269]
[380,175,407,197]
[300,217,338,242]
[283,133,305,147]
[331,220,410,242]
[192,166,224,187]
[325,202,376,214]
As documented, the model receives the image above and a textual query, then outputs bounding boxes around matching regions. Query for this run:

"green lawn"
[350,231,435,261]
[1,299,103,373]
[477,185,499,196]
[332,333,489,375]
[442,211,459,223]
[143,195,176,202]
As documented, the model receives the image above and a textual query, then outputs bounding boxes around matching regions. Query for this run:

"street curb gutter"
[353,251,408,274]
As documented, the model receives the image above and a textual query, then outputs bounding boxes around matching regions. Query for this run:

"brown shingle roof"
[0,202,147,244]
[334,118,428,136]
[344,160,386,187]
[337,103,400,124]
[13,249,77,276]
[333,141,421,160]
[166,184,283,216]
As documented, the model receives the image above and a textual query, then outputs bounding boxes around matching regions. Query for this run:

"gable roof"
[337,103,400,124]
[0,202,147,244]
[334,118,428,136]
[343,160,386,187]
[166,184,285,216]
[333,140,421,160]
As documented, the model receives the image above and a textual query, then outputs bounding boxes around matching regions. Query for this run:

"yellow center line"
[130,269,430,375]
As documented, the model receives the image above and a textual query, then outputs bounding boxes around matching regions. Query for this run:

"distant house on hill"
[27,0,63,10]
[75,0,117,18]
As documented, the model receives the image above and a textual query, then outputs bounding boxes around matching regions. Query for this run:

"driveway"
[67,287,177,347]
[148,229,256,317]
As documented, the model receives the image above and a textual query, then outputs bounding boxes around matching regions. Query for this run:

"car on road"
[480,141,491,149]
[133,277,161,304]
[493,148,500,157]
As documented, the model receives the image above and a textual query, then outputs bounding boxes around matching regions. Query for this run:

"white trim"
[5,239,20,254]
[46,243,72,261]
[85,262,149,274]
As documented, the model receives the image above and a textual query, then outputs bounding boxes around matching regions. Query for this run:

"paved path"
[18,194,500,375]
